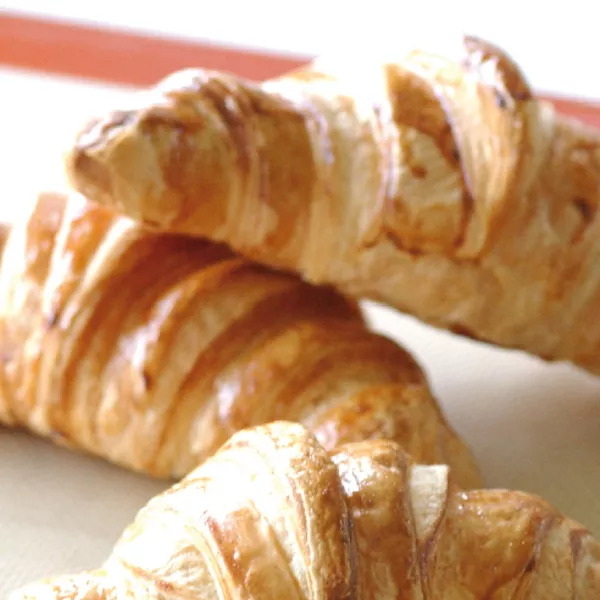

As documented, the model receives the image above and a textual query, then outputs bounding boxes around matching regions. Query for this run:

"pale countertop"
[1,65,600,596]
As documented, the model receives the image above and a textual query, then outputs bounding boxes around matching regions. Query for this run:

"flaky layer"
[67,37,600,373]
[0,192,479,485]
[13,422,600,599]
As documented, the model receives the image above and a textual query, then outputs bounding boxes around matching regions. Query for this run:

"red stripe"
[0,13,307,84]
[541,95,600,128]
[1,13,599,126]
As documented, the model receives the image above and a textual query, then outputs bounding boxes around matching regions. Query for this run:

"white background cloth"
[1,59,599,595]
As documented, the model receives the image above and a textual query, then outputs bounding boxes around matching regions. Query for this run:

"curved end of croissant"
[65,114,136,221]
[10,571,110,600]
[65,76,238,236]
[65,145,114,214]
[65,105,182,232]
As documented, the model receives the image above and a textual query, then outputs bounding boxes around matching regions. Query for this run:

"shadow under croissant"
[11,422,600,599]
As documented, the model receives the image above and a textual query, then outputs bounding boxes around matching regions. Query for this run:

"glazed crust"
[12,422,600,599]
[66,37,600,373]
[0,192,479,486]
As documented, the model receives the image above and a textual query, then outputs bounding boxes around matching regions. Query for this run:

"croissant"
[0,191,479,485]
[66,36,600,374]
[13,421,600,599]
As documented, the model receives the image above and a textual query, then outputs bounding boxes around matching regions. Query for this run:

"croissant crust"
[13,422,600,599]
[66,37,600,373]
[0,192,479,486]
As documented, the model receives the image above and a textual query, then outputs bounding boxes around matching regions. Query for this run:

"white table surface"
[1,65,599,596]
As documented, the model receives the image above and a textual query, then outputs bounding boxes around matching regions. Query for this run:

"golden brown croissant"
[13,421,600,599]
[66,36,600,374]
[0,191,479,486]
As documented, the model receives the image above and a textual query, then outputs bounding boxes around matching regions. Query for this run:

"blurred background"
[1,1,599,220]
[1,2,600,595]
[3,0,600,95]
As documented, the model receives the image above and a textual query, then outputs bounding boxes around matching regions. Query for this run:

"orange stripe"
[1,13,599,127]
[0,13,307,84]
[540,95,600,128]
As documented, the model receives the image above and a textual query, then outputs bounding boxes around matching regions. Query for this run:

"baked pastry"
[0,192,479,485]
[66,36,600,373]
[13,422,600,599]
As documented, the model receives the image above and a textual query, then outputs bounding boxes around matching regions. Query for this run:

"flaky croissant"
[66,36,600,374]
[0,191,479,485]
[13,421,600,599]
